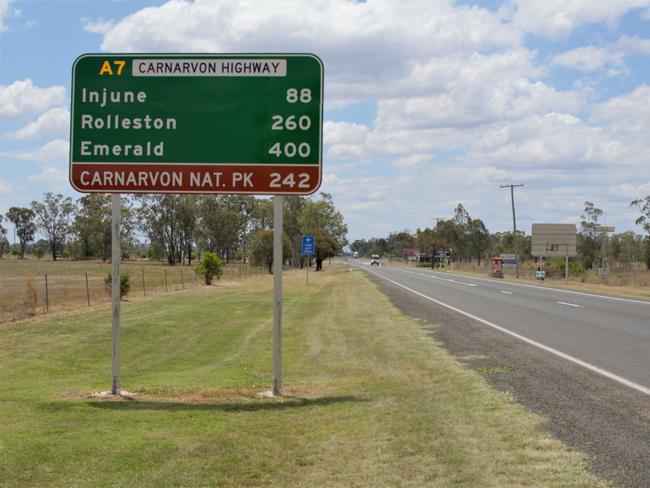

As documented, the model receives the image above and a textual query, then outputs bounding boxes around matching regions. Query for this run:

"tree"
[388,230,416,258]
[467,218,490,265]
[6,207,36,258]
[298,193,348,250]
[250,229,292,273]
[311,229,338,270]
[138,195,183,265]
[0,215,8,258]
[197,252,224,285]
[74,194,112,260]
[284,196,306,266]
[198,196,244,261]
[578,201,603,269]
[31,193,75,261]
[631,196,650,269]
[176,195,200,265]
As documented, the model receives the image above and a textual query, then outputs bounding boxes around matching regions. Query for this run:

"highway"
[358,262,650,394]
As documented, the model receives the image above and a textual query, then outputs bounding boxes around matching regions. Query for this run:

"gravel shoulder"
[368,271,650,488]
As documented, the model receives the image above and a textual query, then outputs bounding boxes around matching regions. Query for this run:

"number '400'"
[268,142,310,158]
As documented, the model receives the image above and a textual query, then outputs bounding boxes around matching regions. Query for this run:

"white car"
[370,254,380,266]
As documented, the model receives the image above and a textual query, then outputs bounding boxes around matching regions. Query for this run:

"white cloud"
[551,46,624,71]
[5,139,69,164]
[507,0,650,38]
[81,17,115,34]
[324,121,369,145]
[393,154,431,169]
[551,35,650,71]
[0,79,65,119]
[7,107,69,140]
[466,112,635,167]
[0,0,11,32]
[0,178,11,194]
[591,85,650,134]
[27,167,68,188]
[96,0,521,106]
[609,182,650,198]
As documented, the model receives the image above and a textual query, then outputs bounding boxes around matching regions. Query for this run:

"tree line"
[0,192,348,271]
[351,199,650,271]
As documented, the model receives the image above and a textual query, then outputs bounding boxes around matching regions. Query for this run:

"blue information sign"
[302,235,315,255]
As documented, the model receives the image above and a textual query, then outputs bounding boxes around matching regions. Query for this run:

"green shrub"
[105,272,130,298]
[197,252,224,285]
[545,257,584,278]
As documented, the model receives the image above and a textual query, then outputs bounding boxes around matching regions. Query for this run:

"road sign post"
[111,194,121,395]
[302,234,315,285]
[70,53,323,396]
[273,196,284,396]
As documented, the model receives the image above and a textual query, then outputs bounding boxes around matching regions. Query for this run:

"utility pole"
[500,184,524,279]
[431,217,444,270]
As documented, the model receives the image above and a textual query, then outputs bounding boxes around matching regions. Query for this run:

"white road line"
[366,268,650,397]
[431,270,650,304]
[501,290,513,295]
[388,266,650,305]
[400,269,478,287]
[557,301,584,308]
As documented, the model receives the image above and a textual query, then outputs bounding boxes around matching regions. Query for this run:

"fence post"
[239,266,242,281]
[44,273,49,313]
[164,269,168,292]
[181,269,185,289]
[142,269,146,296]
[85,272,90,306]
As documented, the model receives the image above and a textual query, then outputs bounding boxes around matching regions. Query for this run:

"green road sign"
[69,54,323,194]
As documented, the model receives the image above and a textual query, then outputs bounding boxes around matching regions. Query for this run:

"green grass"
[0,266,607,487]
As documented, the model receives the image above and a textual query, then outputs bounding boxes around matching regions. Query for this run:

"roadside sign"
[531,223,577,258]
[598,267,610,277]
[500,253,517,268]
[595,226,615,233]
[69,53,323,195]
[536,270,546,280]
[302,235,315,255]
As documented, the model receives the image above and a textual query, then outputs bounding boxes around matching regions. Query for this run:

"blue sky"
[1,0,649,242]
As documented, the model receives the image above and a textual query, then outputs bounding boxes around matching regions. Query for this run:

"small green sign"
[70,54,323,194]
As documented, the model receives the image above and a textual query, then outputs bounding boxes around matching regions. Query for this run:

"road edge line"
[366,268,650,396]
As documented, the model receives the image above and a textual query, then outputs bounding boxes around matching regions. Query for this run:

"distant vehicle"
[371,254,380,266]
[353,251,359,258]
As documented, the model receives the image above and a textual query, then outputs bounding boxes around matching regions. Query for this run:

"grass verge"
[0,266,607,487]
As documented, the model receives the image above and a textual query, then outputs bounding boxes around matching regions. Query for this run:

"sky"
[1,0,649,243]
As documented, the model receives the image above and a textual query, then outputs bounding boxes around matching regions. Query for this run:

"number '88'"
[286,88,312,103]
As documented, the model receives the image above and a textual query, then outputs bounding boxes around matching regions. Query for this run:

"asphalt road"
[361,262,650,391]
[355,261,650,487]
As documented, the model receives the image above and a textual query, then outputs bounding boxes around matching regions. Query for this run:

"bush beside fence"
[0,262,266,323]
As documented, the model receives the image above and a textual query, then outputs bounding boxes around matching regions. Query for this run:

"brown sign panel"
[71,164,320,194]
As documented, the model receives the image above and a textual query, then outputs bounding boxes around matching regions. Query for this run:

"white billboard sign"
[500,253,517,268]
[531,223,577,258]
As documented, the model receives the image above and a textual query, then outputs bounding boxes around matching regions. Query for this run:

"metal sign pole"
[565,236,569,284]
[111,194,121,395]
[273,195,284,396]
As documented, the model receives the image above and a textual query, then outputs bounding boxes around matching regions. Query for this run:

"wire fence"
[0,262,267,323]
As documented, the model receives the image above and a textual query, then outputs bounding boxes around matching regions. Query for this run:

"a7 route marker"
[69,54,323,195]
